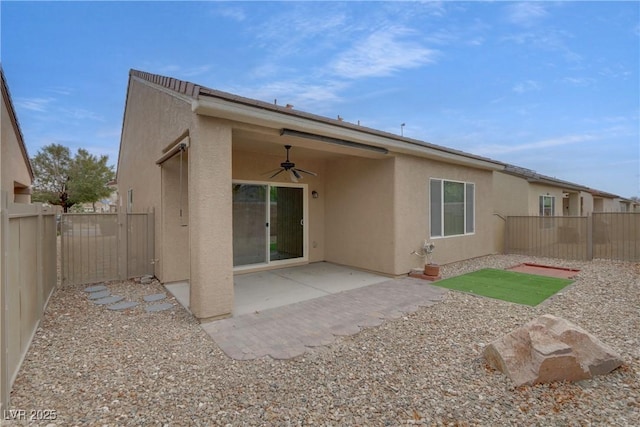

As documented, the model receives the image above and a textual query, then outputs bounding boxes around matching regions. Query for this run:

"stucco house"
[1,68,33,203]
[117,69,505,320]
[495,164,594,217]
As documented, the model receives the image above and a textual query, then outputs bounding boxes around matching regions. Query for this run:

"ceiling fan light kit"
[268,145,317,182]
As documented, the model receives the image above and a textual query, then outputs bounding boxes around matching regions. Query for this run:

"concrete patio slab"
[164,262,392,317]
[201,277,447,360]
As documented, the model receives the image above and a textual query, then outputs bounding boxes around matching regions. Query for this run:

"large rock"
[484,314,623,386]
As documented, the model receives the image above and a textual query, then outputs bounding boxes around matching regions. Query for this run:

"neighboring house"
[617,198,640,213]
[492,165,594,253]
[1,68,33,203]
[495,164,594,217]
[589,189,621,212]
[117,69,505,320]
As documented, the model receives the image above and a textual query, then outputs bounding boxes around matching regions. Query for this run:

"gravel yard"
[7,255,640,426]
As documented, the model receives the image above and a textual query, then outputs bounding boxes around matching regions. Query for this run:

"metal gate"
[60,212,154,285]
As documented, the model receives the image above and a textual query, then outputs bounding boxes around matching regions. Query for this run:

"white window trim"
[539,194,555,217]
[430,178,475,239]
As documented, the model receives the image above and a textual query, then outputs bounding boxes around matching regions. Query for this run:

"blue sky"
[2,1,639,197]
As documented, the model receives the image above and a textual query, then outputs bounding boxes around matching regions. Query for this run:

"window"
[539,195,555,216]
[430,179,475,237]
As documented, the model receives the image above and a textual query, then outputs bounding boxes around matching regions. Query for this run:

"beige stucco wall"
[188,116,233,319]
[527,183,564,216]
[393,154,496,271]
[324,155,397,274]
[1,91,32,203]
[492,172,531,253]
[160,152,189,282]
[117,78,193,283]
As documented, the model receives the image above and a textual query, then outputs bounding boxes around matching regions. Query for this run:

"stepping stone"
[143,293,166,302]
[145,303,173,312]
[94,295,124,305]
[87,290,111,300]
[84,284,107,293]
[141,275,154,284]
[107,301,139,311]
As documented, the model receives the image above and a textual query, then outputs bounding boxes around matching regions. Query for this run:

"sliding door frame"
[232,179,309,273]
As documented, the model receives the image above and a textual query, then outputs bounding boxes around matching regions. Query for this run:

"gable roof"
[1,67,34,180]
[128,69,505,171]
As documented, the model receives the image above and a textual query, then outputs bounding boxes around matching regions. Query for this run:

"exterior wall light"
[312,190,319,199]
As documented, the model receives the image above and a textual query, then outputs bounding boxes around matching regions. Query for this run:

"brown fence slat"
[505,213,639,262]
[61,212,154,286]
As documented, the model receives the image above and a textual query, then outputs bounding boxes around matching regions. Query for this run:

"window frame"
[539,194,555,217]
[429,178,476,238]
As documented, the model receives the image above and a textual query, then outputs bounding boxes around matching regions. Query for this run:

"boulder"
[484,314,623,386]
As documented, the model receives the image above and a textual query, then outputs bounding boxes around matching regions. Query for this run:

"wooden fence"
[1,192,57,412]
[505,213,640,261]
[60,211,154,286]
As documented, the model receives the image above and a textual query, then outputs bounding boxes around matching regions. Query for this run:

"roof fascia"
[192,97,504,171]
[1,68,35,180]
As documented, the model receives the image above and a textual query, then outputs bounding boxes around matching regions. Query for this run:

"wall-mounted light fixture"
[312,190,319,199]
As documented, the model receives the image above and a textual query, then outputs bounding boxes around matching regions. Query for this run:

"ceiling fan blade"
[289,169,300,182]
[270,169,285,179]
[263,168,283,176]
[294,168,317,177]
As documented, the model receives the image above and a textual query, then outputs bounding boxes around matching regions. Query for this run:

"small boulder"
[484,314,623,386]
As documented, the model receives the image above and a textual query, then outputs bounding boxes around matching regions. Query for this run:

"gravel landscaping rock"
[6,255,639,426]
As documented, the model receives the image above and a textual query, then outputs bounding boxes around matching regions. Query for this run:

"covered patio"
[165,262,392,317]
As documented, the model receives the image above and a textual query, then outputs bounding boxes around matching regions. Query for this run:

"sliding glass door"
[232,182,305,268]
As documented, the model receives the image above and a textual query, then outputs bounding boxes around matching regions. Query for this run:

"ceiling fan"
[267,145,317,182]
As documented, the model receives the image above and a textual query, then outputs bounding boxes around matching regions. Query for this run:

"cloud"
[561,77,596,87]
[505,2,549,27]
[16,97,54,112]
[214,5,246,22]
[330,27,438,79]
[234,79,347,114]
[472,134,597,156]
[512,80,541,94]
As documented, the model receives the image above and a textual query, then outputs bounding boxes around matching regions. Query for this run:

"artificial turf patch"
[432,268,573,306]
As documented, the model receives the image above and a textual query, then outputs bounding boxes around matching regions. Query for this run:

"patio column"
[188,116,233,320]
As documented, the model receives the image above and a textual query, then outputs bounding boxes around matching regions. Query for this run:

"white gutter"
[191,98,504,171]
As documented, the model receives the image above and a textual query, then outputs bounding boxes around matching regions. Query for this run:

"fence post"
[587,214,593,261]
[118,210,128,280]
[147,208,155,277]
[0,191,8,412]
[504,216,510,254]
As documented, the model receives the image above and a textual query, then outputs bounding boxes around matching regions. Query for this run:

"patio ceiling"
[232,127,390,161]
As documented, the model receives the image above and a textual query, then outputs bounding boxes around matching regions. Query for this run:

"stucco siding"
[188,116,234,319]
[395,154,495,270]
[528,183,564,216]
[117,78,193,282]
[492,172,530,252]
[1,92,32,202]
[324,156,396,275]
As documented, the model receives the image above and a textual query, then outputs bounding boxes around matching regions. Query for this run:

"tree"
[31,143,115,212]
